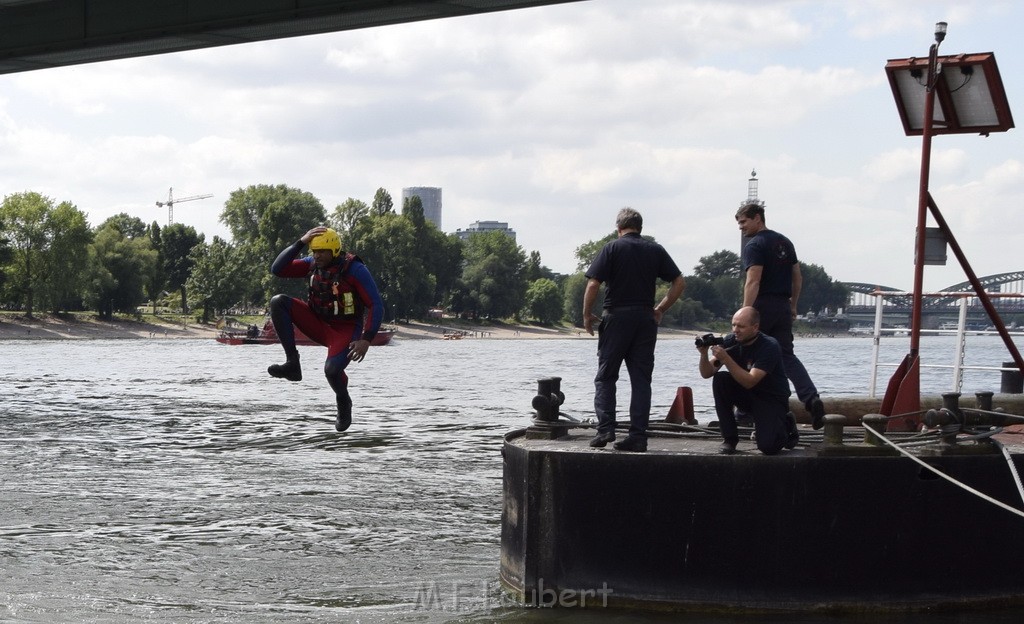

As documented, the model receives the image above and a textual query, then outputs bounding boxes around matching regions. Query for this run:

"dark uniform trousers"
[755,294,818,405]
[712,371,789,455]
[594,307,657,439]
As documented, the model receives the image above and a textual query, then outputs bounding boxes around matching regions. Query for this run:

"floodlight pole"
[909,22,946,357]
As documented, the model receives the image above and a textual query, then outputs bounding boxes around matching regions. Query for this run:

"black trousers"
[594,307,657,438]
[755,295,819,405]
[712,371,789,455]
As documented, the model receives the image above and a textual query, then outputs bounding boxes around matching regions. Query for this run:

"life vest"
[308,253,362,320]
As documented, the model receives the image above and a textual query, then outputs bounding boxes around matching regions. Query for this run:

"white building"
[455,220,517,242]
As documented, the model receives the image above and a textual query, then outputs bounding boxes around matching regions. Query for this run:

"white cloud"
[0,0,1021,291]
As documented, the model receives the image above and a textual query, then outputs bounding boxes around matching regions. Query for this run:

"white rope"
[863,426,1024,519]
[994,438,1024,508]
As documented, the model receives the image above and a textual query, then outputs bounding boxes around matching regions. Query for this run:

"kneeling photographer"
[696,306,799,455]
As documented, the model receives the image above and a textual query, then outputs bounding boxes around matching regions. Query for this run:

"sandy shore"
[0,313,704,342]
[0,314,221,341]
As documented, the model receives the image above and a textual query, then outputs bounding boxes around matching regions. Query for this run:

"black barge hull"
[500,421,1024,612]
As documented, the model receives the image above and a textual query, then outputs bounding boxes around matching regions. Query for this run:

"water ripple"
[3,336,1022,622]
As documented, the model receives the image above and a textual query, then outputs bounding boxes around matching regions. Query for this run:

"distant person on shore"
[735,202,825,429]
[267,226,383,432]
[698,306,799,455]
[583,207,685,453]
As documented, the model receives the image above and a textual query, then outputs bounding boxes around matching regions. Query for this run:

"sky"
[1,0,1022,293]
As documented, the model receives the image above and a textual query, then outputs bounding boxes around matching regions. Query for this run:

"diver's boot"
[335,390,353,432]
[268,353,302,382]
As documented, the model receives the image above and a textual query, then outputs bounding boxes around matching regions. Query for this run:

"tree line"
[0,186,849,326]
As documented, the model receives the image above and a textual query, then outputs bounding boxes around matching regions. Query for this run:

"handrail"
[863,291,1024,397]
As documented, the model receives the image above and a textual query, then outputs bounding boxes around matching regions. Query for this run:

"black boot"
[807,396,825,430]
[336,390,352,432]
[784,411,800,449]
[613,435,647,453]
[268,353,302,382]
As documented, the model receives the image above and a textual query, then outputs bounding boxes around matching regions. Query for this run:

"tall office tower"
[402,186,442,229]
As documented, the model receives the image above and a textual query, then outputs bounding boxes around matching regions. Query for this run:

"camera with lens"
[694,333,725,348]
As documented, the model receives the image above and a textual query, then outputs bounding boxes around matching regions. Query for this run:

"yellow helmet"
[309,228,342,258]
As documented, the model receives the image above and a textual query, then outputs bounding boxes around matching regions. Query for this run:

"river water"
[2,333,1023,623]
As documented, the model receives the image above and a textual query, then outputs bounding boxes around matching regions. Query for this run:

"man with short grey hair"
[583,207,685,452]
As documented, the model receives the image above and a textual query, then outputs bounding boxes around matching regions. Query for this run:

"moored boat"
[215,319,395,346]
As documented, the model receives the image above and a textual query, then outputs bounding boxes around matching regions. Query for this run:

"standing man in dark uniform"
[735,202,825,429]
[267,226,383,432]
[583,207,685,453]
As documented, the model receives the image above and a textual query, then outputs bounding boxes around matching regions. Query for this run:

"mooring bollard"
[532,377,565,422]
[941,392,963,444]
[823,414,845,447]
[941,392,962,416]
[1001,361,1023,394]
[975,391,994,412]
[862,414,888,446]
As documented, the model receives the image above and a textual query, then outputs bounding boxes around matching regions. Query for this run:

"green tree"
[683,275,726,319]
[455,231,527,319]
[525,250,558,283]
[562,272,593,326]
[712,275,742,316]
[187,237,258,322]
[330,197,369,237]
[685,250,744,319]
[39,201,92,313]
[402,194,426,229]
[371,187,394,216]
[0,192,92,317]
[428,231,464,308]
[799,263,850,315]
[0,224,12,296]
[0,192,48,316]
[103,213,148,239]
[524,278,563,324]
[220,183,325,251]
[665,298,712,328]
[161,223,205,313]
[693,250,741,280]
[85,219,159,319]
[400,194,462,312]
[573,232,616,272]
[233,239,273,311]
[144,222,166,313]
[219,184,326,300]
[349,212,422,320]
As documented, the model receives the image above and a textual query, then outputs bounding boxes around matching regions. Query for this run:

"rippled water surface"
[2,333,1023,623]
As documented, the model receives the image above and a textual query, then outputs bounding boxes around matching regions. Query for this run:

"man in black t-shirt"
[583,207,685,453]
[698,306,799,455]
[736,202,824,430]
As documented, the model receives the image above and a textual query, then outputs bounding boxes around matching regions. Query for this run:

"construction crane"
[156,187,213,225]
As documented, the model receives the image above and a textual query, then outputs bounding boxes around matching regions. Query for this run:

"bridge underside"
[0,0,587,75]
